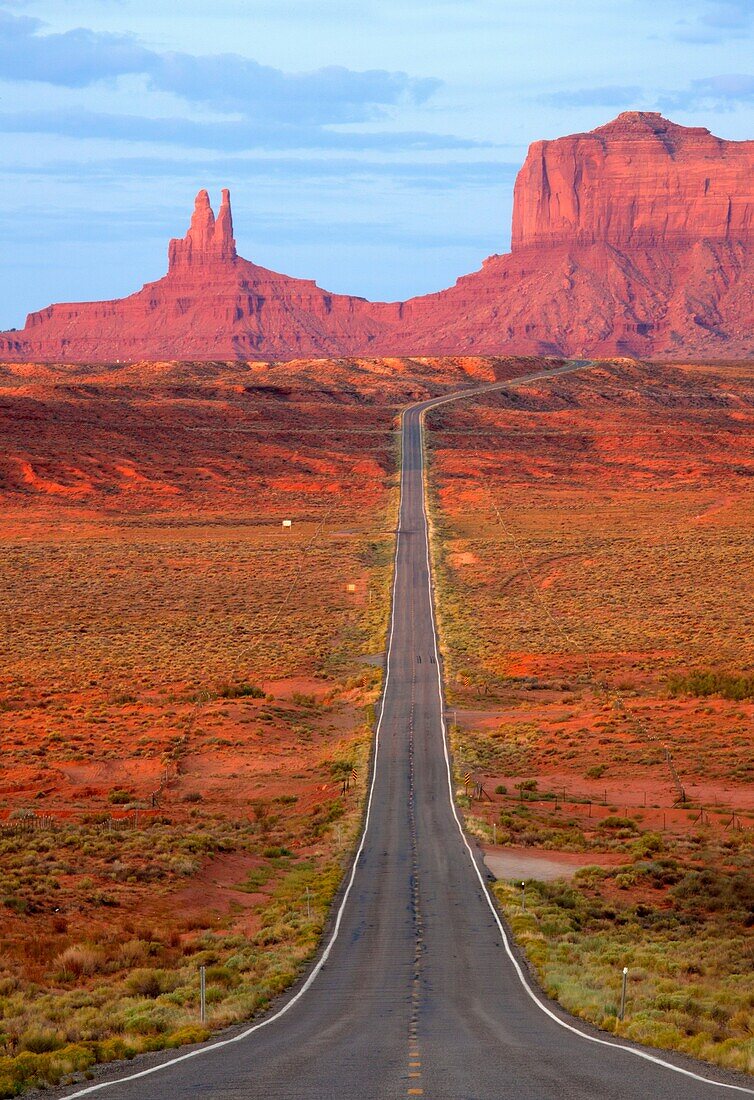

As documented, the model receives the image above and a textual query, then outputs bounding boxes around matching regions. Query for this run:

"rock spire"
[168,188,237,270]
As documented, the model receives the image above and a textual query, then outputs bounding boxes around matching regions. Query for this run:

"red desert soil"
[427,357,754,874]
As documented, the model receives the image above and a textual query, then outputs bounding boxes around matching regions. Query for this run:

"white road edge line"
[417,369,754,1096]
[61,413,410,1097]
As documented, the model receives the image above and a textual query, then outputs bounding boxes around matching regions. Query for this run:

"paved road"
[59,365,753,1099]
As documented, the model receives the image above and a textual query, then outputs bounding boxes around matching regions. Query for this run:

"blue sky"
[2,0,754,327]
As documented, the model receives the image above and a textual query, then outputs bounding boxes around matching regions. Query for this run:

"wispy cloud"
[0,202,503,251]
[0,107,484,153]
[150,57,438,124]
[534,69,754,119]
[0,152,516,190]
[0,11,153,86]
[669,0,754,42]
[537,85,643,109]
[0,9,438,125]
[659,73,754,110]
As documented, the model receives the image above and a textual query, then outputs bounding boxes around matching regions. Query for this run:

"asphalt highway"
[58,364,754,1099]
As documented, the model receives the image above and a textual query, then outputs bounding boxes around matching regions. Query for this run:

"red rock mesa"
[2,112,754,361]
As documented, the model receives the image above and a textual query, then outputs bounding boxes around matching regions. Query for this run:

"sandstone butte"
[2,111,754,362]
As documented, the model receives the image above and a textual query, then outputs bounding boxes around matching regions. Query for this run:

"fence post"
[618,967,628,1021]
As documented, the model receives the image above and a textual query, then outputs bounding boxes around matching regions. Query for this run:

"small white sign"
[282,519,292,528]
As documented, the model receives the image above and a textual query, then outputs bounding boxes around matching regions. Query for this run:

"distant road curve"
[56,361,753,1099]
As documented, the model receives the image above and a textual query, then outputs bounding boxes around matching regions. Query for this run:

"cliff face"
[390,112,754,358]
[384,237,754,359]
[2,112,754,363]
[511,112,754,250]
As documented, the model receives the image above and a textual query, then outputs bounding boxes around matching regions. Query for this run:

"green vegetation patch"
[668,669,754,702]
[496,850,754,1076]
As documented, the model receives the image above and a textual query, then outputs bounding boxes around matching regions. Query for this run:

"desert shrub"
[217,682,264,700]
[630,833,664,859]
[165,1025,210,1048]
[205,965,239,988]
[291,692,317,708]
[671,868,754,921]
[238,867,271,892]
[19,1029,63,1054]
[0,1042,96,1096]
[668,669,754,701]
[125,969,178,999]
[328,759,355,779]
[307,799,345,838]
[586,764,606,779]
[631,859,684,888]
[115,940,150,968]
[598,816,638,832]
[54,945,102,979]
[108,790,132,805]
[2,896,27,915]
[124,1005,171,1037]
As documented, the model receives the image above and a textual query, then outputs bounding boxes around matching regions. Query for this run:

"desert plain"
[0,354,752,1092]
